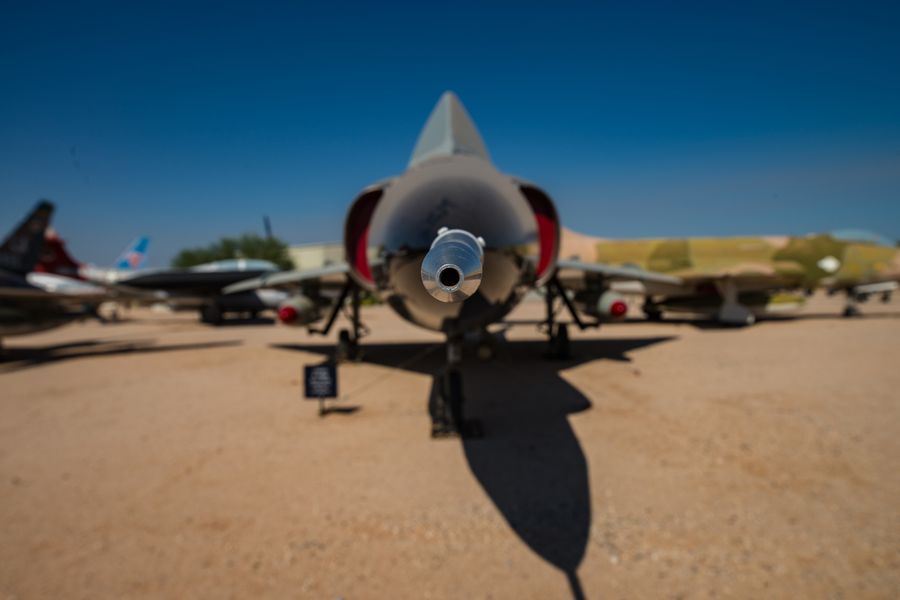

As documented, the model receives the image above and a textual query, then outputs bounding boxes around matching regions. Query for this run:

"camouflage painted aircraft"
[558,227,900,325]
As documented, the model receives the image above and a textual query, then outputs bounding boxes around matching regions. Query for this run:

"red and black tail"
[35,228,83,278]
[0,200,54,275]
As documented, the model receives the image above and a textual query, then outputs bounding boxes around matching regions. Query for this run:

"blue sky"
[2,1,899,266]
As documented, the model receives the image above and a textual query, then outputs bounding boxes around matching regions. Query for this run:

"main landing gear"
[199,303,223,325]
[429,337,482,439]
[311,281,366,362]
[842,290,862,318]
[542,276,592,359]
[642,301,663,322]
[336,284,363,362]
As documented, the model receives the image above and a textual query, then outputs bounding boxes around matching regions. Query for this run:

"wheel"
[556,323,570,357]
[200,304,222,325]
[476,334,495,360]
[547,323,570,359]
[843,305,861,318]
[336,328,359,362]
[643,303,663,321]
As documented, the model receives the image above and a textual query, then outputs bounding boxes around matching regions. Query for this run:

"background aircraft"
[105,259,287,324]
[36,227,285,324]
[226,92,678,436]
[36,230,150,282]
[0,202,107,348]
[558,227,900,324]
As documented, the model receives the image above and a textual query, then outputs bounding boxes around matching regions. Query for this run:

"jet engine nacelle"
[277,294,320,326]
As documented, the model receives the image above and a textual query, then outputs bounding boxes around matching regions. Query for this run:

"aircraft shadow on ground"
[506,316,768,331]
[208,316,276,327]
[789,310,900,321]
[0,339,242,373]
[274,335,675,599]
[100,315,275,327]
[611,309,900,330]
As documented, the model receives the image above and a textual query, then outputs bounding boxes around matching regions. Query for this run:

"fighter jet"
[0,201,107,349]
[226,92,677,436]
[559,227,900,324]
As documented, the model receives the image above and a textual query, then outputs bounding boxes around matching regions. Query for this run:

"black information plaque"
[304,363,337,399]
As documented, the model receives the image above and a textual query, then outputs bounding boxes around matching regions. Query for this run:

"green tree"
[171,234,294,270]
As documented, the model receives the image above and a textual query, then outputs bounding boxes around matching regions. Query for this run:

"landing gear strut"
[643,301,663,322]
[310,281,365,362]
[335,285,363,361]
[843,290,861,318]
[543,280,572,359]
[429,337,482,438]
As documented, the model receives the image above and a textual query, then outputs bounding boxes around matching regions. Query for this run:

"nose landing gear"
[428,337,482,439]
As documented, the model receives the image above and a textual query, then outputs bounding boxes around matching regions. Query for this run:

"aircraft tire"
[548,323,570,359]
[843,305,861,318]
[200,304,222,325]
[336,329,359,362]
[643,304,663,321]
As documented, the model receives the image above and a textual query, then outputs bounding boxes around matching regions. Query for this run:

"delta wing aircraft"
[0,201,107,348]
[559,227,900,324]
[226,92,678,436]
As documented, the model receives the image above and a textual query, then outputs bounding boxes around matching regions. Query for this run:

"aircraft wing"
[223,263,351,294]
[853,280,899,295]
[0,286,62,300]
[0,286,108,313]
[555,260,683,287]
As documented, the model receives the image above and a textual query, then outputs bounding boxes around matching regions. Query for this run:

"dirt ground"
[1,293,898,599]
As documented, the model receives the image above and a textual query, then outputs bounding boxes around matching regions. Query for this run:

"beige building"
[288,242,343,271]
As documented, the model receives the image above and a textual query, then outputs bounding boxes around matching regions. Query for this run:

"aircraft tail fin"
[0,200,54,275]
[35,228,83,278]
[114,236,150,270]
[409,91,491,167]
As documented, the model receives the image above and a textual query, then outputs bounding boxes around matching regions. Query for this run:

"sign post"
[304,363,338,416]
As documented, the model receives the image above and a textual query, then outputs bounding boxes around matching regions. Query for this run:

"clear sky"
[2,1,899,266]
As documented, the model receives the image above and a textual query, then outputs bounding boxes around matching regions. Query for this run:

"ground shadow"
[496,305,900,332]
[503,316,748,331]
[789,310,900,321]
[0,339,242,373]
[274,335,675,598]
[208,316,275,327]
[319,405,361,416]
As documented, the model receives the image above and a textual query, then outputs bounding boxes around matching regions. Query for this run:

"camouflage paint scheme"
[559,227,900,321]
